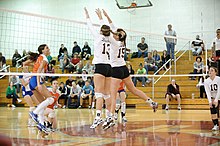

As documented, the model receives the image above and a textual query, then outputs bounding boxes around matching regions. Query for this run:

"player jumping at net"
[19,66,40,127]
[204,66,220,131]
[24,44,55,133]
[114,81,127,123]
[84,8,112,129]
[95,9,158,130]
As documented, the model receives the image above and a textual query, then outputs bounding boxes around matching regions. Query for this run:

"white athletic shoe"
[165,105,169,110]
[177,105,181,110]
[122,117,127,123]
[17,99,22,103]
[212,125,219,131]
[11,104,16,108]
[114,113,118,121]
[62,105,66,109]
[90,118,103,129]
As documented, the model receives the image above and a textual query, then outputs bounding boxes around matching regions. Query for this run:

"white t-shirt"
[71,85,81,94]
[86,18,111,65]
[165,30,176,43]
[204,76,220,103]
[211,37,220,50]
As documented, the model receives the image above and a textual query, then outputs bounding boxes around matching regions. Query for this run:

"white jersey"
[86,18,111,65]
[109,23,126,67]
[19,74,31,91]
[204,76,220,103]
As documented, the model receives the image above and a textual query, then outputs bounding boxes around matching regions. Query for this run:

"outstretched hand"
[95,8,102,20]
[102,9,108,17]
[84,7,89,18]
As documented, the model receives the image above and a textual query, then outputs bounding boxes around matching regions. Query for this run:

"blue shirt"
[82,85,94,94]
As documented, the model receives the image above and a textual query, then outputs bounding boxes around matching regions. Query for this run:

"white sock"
[96,110,101,119]
[121,102,126,114]
[29,107,35,112]
[146,98,153,104]
[106,109,111,118]
[33,97,54,114]
[92,102,95,108]
[38,108,45,124]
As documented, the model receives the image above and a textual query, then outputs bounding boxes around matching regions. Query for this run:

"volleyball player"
[44,80,61,131]
[114,81,127,123]
[98,9,158,130]
[204,67,220,131]
[84,8,112,129]
[19,66,39,126]
[24,44,55,133]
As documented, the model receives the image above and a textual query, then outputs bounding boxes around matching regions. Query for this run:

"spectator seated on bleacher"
[45,63,57,82]
[83,61,94,74]
[144,52,159,74]
[165,79,181,110]
[78,80,95,109]
[137,37,148,58]
[75,61,84,74]
[69,53,81,73]
[10,75,21,94]
[81,42,91,60]
[191,56,204,80]
[161,50,170,70]
[191,35,204,56]
[196,76,207,98]
[72,41,81,57]
[58,44,68,61]
[133,63,150,87]
[58,82,69,108]
[6,81,22,108]
[65,76,75,89]
[68,81,82,108]
[61,55,70,73]
[12,49,21,67]
[0,52,6,72]
[153,50,162,68]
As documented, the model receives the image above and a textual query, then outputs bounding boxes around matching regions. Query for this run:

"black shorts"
[112,65,130,79]
[94,64,112,77]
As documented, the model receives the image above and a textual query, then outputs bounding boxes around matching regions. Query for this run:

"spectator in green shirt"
[134,63,149,87]
[6,82,22,108]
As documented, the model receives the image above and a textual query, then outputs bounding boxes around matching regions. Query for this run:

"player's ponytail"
[27,52,39,62]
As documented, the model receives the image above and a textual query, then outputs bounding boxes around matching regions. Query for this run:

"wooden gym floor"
[0,107,220,146]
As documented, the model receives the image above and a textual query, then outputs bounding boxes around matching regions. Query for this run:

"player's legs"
[165,94,170,110]
[120,91,127,122]
[103,77,111,118]
[123,76,157,110]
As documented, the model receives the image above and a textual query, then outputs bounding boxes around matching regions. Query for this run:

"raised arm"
[102,9,117,31]
[84,7,98,37]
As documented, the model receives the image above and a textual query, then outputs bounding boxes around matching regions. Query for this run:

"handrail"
[0,65,10,79]
[16,55,28,72]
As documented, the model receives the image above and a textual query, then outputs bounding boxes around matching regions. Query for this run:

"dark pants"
[68,95,80,107]
[193,69,202,79]
[144,65,158,74]
[14,84,21,93]
[138,50,148,58]
[200,86,207,98]
[134,77,146,86]
[6,93,18,105]
[59,94,68,106]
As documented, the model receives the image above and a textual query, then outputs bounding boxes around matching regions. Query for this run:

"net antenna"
[115,0,153,9]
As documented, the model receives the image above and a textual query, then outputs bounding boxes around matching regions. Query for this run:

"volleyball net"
[0,8,206,99]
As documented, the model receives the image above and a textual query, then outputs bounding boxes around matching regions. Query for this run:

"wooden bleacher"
[0,51,210,109]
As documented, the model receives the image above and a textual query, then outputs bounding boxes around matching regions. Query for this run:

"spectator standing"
[81,42,91,60]
[12,49,21,67]
[137,37,148,58]
[164,24,177,60]
[165,79,181,110]
[72,41,81,57]
[196,76,207,98]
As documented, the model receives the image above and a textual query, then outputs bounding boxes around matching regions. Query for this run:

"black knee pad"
[210,106,218,114]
